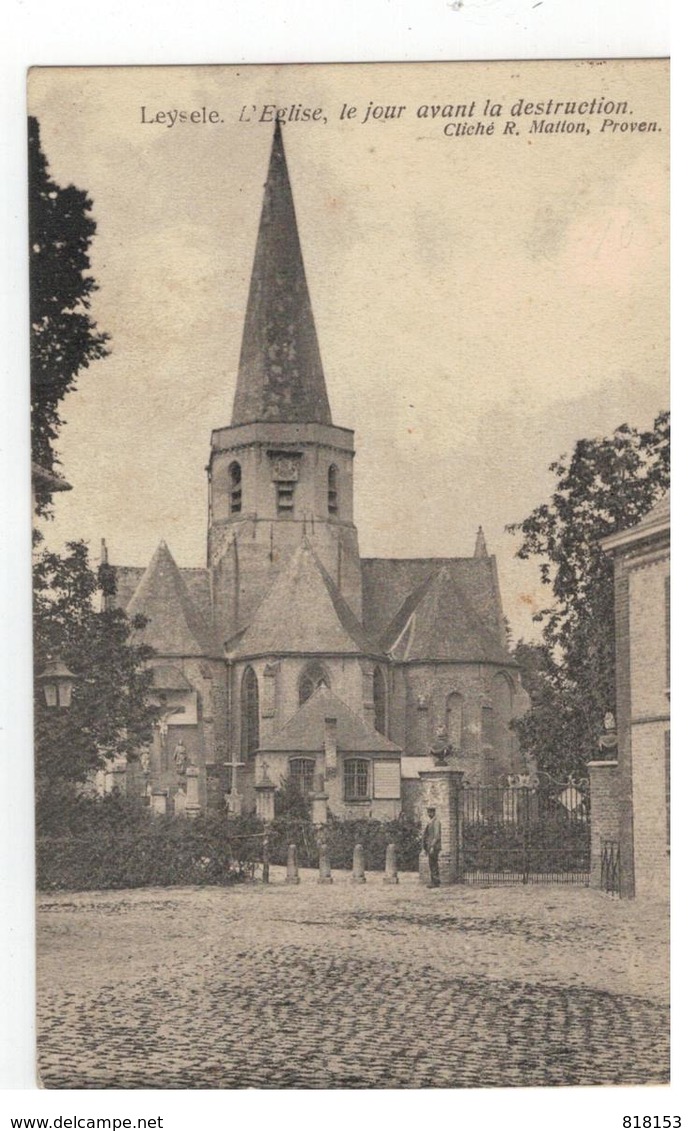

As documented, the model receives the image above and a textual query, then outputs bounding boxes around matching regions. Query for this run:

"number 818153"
[623,1119,681,1128]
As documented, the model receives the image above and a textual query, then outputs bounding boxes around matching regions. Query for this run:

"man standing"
[422,806,442,887]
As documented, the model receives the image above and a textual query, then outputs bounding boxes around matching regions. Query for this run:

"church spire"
[231,121,332,426]
[474,526,488,558]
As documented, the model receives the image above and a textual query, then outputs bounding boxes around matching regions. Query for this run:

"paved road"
[37,875,669,1089]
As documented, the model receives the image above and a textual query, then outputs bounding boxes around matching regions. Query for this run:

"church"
[108,122,530,820]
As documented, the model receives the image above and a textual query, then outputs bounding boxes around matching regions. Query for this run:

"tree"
[508,411,670,780]
[33,540,158,808]
[29,116,109,512]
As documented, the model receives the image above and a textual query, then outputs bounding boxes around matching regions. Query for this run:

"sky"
[29,60,669,642]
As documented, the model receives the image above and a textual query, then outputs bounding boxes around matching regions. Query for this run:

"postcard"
[29,60,669,1089]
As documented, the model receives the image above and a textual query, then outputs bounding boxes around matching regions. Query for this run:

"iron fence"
[600,838,621,897]
[459,783,590,886]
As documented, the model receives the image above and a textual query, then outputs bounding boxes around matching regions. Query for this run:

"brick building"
[108,123,530,819]
[597,492,670,898]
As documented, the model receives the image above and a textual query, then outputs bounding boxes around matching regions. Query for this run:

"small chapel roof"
[259,685,401,754]
[361,555,508,657]
[111,564,213,625]
[126,541,221,657]
[231,121,332,427]
[380,564,512,664]
[229,540,379,658]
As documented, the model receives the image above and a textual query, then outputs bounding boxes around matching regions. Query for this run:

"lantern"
[37,658,78,709]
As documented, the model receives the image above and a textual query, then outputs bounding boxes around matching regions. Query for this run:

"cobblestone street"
[37,875,669,1089]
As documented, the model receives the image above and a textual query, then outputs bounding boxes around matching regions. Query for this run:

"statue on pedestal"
[598,711,618,755]
[173,740,188,776]
[430,725,453,767]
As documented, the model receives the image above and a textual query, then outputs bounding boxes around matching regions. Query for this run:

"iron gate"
[600,839,621,897]
[458,783,590,885]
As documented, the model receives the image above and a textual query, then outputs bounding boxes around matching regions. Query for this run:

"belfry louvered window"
[229,462,242,514]
[276,481,294,515]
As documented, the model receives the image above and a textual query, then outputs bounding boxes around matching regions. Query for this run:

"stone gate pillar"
[418,767,464,885]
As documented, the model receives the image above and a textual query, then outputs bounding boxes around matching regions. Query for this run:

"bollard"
[351,843,366,884]
[262,833,270,885]
[383,842,399,884]
[285,843,300,884]
[318,843,333,884]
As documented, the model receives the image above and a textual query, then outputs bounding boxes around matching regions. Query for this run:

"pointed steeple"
[127,541,219,656]
[231,122,332,426]
[474,526,488,558]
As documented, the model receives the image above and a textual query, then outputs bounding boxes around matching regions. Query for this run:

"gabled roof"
[31,462,72,492]
[381,564,512,664]
[230,540,378,658]
[231,121,332,427]
[601,490,670,553]
[112,564,213,628]
[127,541,220,657]
[361,556,508,659]
[260,685,400,754]
[643,490,670,528]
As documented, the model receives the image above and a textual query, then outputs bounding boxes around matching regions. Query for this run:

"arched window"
[492,671,514,723]
[327,464,339,515]
[446,693,463,751]
[289,757,316,796]
[240,666,259,757]
[229,462,242,514]
[492,670,517,769]
[344,758,370,801]
[298,662,330,707]
[373,665,387,735]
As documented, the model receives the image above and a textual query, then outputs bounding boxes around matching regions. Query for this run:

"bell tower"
[208,122,362,644]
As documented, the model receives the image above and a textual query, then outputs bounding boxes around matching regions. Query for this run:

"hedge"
[36,794,422,891]
[36,797,265,890]
[267,812,421,872]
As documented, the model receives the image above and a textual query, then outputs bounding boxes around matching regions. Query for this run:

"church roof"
[229,540,378,658]
[259,685,400,754]
[231,121,332,427]
[113,564,213,626]
[150,664,194,691]
[361,556,508,658]
[126,541,221,657]
[380,564,512,663]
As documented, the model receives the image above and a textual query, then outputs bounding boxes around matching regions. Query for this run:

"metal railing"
[458,783,590,885]
[600,839,621,897]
